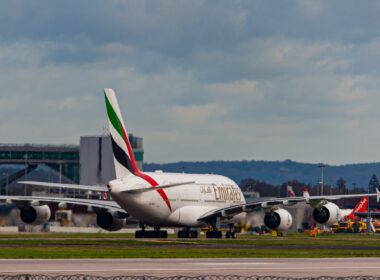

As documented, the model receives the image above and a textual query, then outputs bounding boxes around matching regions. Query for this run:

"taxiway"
[0,258,379,277]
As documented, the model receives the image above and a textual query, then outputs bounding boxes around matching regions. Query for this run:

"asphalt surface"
[0,258,380,277]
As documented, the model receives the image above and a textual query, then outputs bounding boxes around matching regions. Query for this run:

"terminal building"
[0,134,144,194]
[79,135,143,186]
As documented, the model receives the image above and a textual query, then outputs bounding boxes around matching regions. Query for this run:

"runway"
[0,258,380,277]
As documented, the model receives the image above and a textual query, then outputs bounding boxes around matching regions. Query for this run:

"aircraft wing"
[18,181,108,192]
[354,212,380,218]
[0,195,126,213]
[198,190,380,222]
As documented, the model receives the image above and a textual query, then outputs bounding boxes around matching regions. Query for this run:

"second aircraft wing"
[0,195,126,213]
[198,190,380,222]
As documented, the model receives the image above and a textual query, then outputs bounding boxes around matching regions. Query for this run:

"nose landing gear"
[226,224,237,239]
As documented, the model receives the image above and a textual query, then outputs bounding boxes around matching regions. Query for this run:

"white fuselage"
[108,171,246,227]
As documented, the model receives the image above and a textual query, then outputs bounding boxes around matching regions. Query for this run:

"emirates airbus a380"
[2,88,379,239]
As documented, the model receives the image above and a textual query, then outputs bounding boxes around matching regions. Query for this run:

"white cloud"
[1,1,380,165]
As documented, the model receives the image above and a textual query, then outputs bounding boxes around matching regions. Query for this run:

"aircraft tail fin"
[348,197,368,221]
[104,88,140,179]
[287,185,296,197]
[303,188,310,199]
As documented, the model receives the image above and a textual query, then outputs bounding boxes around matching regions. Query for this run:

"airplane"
[1,88,380,239]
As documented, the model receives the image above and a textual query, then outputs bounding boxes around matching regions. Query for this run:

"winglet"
[376,188,380,203]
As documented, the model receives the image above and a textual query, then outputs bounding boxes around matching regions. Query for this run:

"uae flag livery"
[104,89,172,211]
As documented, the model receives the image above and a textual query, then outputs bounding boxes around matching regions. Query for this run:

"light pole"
[367,183,371,234]
[318,163,325,196]
[6,172,8,195]
[24,153,28,196]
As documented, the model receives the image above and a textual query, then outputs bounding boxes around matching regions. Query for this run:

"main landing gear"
[135,225,168,238]
[225,224,237,239]
[205,229,236,239]
[205,220,237,239]
[177,228,198,238]
[225,231,236,239]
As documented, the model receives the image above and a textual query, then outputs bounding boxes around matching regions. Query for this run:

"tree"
[368,174,380,193]
[337,177,347,194]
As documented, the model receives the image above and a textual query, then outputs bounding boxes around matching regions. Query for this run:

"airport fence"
[0,275,379,280]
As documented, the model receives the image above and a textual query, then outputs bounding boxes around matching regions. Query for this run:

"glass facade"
[0,134,143,184]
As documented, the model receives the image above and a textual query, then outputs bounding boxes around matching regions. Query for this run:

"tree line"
[240,174,380,197]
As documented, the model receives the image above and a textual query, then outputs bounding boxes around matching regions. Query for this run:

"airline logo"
[212,185,242,201]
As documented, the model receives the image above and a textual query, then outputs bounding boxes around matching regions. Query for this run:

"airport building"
[0,134,144,193]
[79,135,143,185]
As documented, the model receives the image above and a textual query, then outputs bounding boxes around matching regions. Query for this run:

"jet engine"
[264,209,293,231]
[312,202,340,225]
[96,211,125,231]
[20,205,51,225]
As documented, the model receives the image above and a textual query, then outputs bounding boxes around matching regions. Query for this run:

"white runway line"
[192,263,274,265]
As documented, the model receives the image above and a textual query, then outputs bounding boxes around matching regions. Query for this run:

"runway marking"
[192,263,274,265]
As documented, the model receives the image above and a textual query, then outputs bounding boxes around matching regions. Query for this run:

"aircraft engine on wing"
[96,211,126,231]
[312,202,340,225]
[263,209,293,231]
[20,205,51,225]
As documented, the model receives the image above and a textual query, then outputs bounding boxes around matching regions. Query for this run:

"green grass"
[0,232,380,258]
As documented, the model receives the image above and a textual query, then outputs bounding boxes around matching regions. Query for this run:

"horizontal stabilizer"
[122,181,195,194]
[17,181,108,192]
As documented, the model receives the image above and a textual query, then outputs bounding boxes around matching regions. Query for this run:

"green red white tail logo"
[104,88,172,211]
[104,88,138,178]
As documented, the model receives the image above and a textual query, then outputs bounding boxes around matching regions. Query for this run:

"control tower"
[79,134,144,185]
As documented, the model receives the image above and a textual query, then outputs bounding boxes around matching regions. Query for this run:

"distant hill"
[143,160,380,188]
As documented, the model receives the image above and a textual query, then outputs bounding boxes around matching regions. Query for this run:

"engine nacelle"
[20,205,51,225]
[264,209,293,231]
[96,211,125,231]
[312,202,340,225]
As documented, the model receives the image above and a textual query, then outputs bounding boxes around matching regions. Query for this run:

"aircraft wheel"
[135,230,144,238]
[158,230,168,238]
[189,230,198,238]
[178,230,198,238]
[206,230,222,239]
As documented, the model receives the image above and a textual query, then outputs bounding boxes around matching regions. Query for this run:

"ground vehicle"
[372,221,380,233]
[351,221,367,233]
[332,221,367,233]
[337,222,353,232]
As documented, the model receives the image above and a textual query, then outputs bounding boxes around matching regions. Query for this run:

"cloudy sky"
[1,0,380,164]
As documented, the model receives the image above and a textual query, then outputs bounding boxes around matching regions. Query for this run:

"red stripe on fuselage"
[119,121,172,212]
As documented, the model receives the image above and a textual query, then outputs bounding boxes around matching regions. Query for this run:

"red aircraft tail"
[347,197,368,221]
